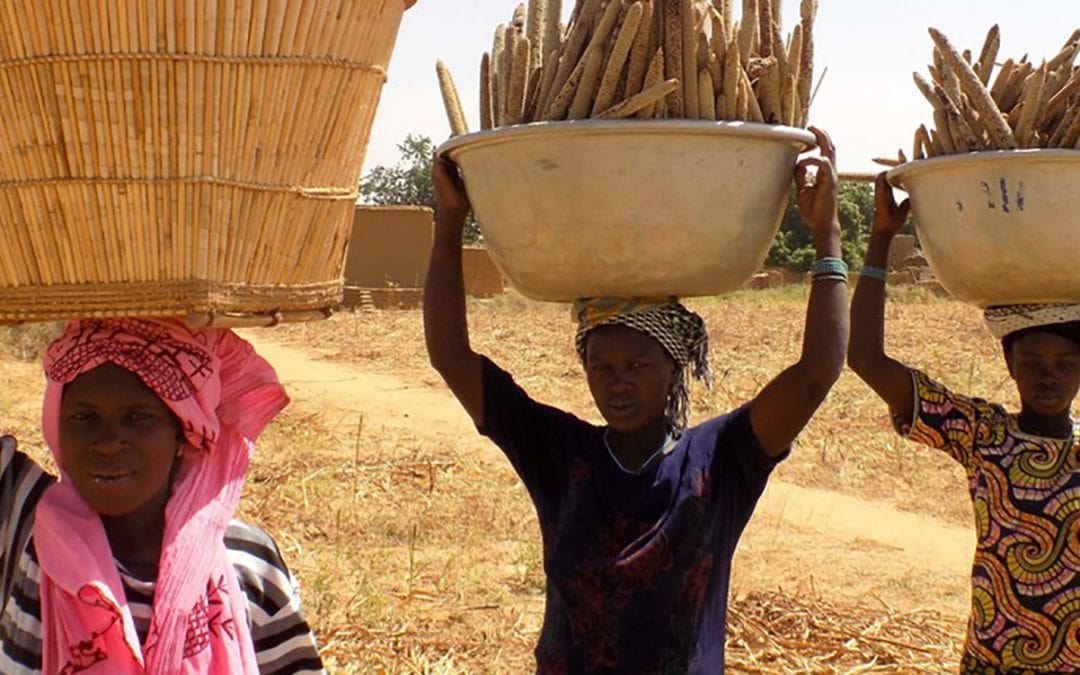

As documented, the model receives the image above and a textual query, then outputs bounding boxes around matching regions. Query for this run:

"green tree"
[360,134,482,243]
[766,181,879,271]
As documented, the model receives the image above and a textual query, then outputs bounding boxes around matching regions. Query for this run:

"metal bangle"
[859,265,888,282]
[812,272,849,284]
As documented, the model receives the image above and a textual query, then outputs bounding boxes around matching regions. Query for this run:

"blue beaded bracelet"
[859,265,888,282]
[811,257,849,282]
[811,256,848,275]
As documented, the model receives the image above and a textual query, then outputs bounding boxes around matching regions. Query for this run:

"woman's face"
[1007,331,1080,419]
[59,363,183,517]
[585,325,677,435]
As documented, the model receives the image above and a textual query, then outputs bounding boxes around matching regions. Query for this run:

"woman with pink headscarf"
[0,318,325,674]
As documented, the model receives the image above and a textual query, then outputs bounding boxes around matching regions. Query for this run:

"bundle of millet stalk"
[876,25,1080,166]
[437,0,819,135]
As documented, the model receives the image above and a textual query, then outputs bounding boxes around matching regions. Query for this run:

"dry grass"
[0,322,62,362]
[238,411,544,672]
[0,288,1017,672]
[726,589,962,673]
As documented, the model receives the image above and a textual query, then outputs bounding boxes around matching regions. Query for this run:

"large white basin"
[889,151,1080,308]
[438,120,815,301]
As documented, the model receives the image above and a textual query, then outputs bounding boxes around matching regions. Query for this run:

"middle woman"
[424,127,848,674]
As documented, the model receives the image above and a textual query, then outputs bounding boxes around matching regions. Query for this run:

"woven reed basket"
[0,0,413,324]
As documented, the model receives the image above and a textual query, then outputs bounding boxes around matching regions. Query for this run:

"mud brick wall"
[345,206,434,288]
[462,247,504,297]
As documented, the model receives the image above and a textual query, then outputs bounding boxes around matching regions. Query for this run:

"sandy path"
[755,480,973,575]
[245,335,474,436]
[245,333,974,616]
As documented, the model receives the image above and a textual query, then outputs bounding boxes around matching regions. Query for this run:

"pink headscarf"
[34,318,289,674]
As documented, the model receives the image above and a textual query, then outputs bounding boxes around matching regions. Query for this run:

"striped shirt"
[0,437,325,674]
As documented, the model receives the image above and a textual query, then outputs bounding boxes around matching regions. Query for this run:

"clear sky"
[363,1,1079,174]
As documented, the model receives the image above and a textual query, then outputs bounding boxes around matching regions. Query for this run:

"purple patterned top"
[479,358,784,674]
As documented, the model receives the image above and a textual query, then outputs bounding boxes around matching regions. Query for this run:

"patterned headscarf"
[574,297,711,434]
[984,304,1080,341]
[35,318,288,675]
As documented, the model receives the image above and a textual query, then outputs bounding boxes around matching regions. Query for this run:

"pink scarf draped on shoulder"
[34,318,289,674]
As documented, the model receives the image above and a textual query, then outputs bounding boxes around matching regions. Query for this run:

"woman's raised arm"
[749,127,849,457]
[846,173,915,425]
[423,157,486,427]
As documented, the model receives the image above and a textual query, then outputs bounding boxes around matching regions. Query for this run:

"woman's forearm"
[799,224,848,385]
[423,211,471,373]
[848,231,895,371]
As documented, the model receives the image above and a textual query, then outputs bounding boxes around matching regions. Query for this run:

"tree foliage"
[359,134,481,243]
[766,182,887,272]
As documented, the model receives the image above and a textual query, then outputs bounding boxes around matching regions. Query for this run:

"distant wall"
[887,235,917,271]
[343,287,424,310]
[463,246,504,298]
[344,206,434,288]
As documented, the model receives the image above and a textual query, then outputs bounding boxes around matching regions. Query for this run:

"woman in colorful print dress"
[849,175,1080,673]
[423,128,849,674]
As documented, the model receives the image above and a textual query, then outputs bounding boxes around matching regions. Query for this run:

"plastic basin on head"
[889,150,1080,309]
[438,120,816,302]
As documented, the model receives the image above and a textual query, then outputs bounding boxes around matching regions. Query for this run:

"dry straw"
[0,1,412,324]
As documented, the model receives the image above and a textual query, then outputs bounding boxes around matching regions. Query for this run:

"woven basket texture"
[0,0,410,322]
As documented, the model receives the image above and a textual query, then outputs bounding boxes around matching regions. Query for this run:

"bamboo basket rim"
[0,175,359,200]
[0,279,343,316]
[0,52,387,78]
[0,308,336,329]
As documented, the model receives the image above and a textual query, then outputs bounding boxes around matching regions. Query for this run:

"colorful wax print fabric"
[900,370,1080,673]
